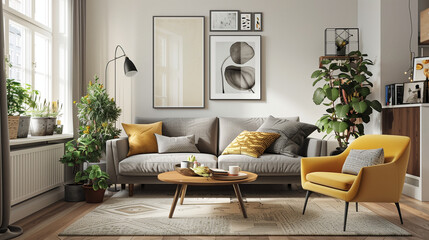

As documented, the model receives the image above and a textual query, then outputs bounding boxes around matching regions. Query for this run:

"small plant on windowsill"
[311,51,382,154]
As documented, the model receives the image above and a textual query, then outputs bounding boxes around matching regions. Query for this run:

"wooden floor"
[13,186,429,240]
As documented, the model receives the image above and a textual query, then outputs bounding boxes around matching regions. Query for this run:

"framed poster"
[403,81,427,104]
[413,57,429,81]
[210,35,261,100]
[153,16,205,108]
[240,12,252,31]
[253,12,263,31]
[210,10,239,31]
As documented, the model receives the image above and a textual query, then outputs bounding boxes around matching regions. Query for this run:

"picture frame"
[413,56,429,81]
[403,81,427,104]
[253,12,263,31]
[210,10,239,31]
[210,35,262,100]
[153,16,205,109]
[240,12,252,31]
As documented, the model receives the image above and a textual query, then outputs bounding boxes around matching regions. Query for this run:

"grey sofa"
[106,117,327,195]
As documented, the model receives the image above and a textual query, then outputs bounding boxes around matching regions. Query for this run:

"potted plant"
[27,96,50,136]
[311,51,382,154]
[46,100,63,135]
[75,164,109,203]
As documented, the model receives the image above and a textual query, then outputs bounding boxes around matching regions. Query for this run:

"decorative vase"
[330,147,347,156]
[336,48,346,56]
[7,116,20,139]
[82,185,106,203]
[45,117,56,135]
[30,117,48,136]
[64,184,85,202]
[17,116,31,138]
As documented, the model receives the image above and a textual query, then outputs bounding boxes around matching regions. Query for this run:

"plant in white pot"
[27,96,50,136]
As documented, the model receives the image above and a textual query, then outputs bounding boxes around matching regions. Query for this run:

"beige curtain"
[0,2,23,239]
[71,0,86,137]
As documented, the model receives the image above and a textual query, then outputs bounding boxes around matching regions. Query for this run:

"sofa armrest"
[303,138,328,157]
[106,137,129,183]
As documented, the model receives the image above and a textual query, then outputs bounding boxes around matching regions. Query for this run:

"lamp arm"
[104,54,125,85]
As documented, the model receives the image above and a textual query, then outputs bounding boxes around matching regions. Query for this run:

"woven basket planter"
[8,116,20,139]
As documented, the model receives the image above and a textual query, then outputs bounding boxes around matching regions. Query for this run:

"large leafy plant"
[311,51,382,148]
[75,165,109,191]
[75,76,121,153]
[6,78,37,116]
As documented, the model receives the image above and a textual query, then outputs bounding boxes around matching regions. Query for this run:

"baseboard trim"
[11,186,64,223]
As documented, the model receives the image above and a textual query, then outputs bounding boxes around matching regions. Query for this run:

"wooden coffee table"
[158,171,258,218]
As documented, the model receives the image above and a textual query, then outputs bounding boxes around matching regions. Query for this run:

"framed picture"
[413,57,429,81]
[210,10,239,31]
[210,35,261,100]
[253,12,263,31]
[153,16,205,108]
[240,12,252,31]
[403,81,427,104]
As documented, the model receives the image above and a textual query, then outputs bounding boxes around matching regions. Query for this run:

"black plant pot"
[64,184,85,202]
[330,147,347,156]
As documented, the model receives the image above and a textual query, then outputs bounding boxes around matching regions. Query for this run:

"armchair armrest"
[106,137,129,183]
[301,153,347,185]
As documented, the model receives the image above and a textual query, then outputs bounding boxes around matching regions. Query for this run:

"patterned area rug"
[60,187,410,236]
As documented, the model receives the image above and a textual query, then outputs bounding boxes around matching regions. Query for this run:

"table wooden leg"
[233,184,247,218]
[169,184,182,218]
[180,184,187,205]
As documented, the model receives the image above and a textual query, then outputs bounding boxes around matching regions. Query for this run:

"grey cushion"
[342,148,384,175]
[218,116,299,154]
[135,117,218,155]
[119,153,217,176]
[256,116,317,157]
[218,153,301,176]
[155,134,200,153]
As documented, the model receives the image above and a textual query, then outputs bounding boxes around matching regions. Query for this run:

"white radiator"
[10,143,64,205]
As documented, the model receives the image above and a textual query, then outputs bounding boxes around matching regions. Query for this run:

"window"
[3,0,71,133]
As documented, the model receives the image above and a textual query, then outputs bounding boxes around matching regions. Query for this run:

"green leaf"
[313,88,325,105]
[335,104,350,118]
[355,75,366,83]
[370,100,382,112]
[362,115,370,123]
[358,87,370,97]
[356,124,364,135]
[321,59,331,65]
[311,70,322,78]
[352,101,368,113]
[325,88,339,101]
[339,122,349,132]
[312,77,323,86]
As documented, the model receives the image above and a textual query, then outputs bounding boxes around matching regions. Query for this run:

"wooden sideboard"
[382,104,429,201]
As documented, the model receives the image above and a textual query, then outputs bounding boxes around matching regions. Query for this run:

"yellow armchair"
[301,135,411,231]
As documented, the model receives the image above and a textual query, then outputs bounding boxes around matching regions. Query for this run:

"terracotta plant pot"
[17,116,31,138]
[30,117,48,136]
[82,185,106,203]
[8,116,20,139]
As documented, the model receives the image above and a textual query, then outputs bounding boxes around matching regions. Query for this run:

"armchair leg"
[395,202,403,224]
[302,191,312,215]
[356,202,358,212]
[344,202,349,231]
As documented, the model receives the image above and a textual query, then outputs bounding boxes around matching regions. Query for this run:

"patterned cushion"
[222,131,280,158]
[342,148,384,175]
[256,115,317,157]
[122,122,162,156]
[155,134,200,153]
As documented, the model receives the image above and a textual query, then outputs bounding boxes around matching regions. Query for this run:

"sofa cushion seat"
[306,172,356,191]
[218,153,301,176]
[119,153,217,176]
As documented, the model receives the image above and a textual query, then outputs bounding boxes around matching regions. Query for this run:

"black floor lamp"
[104,45,138,103]
[104,45,137,192]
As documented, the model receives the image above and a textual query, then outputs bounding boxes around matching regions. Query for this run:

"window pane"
[35,0,51,27]
[9,0,30,17]
[34,33,51,101]
[8,21,26,85]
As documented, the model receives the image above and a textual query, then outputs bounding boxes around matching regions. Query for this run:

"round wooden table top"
[158,171,258,185]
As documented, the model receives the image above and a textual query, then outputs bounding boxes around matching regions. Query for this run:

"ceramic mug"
[180,161,189,168]
[229,166,241,176]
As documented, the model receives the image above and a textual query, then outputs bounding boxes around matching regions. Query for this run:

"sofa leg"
[302,191,312,215]
[356,202,358,212]
[129,184,134,197]
[121,184,126,190]
[395,202,403,224]
[344,202,349,231]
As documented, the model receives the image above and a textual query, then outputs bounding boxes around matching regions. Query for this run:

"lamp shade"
[124,57,138,77]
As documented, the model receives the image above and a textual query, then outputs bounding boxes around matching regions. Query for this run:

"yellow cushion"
[306,172,356,191]
[222,131,280,158]
[122,122,162,156]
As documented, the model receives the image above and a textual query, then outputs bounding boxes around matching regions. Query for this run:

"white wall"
[86,0,358,142]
